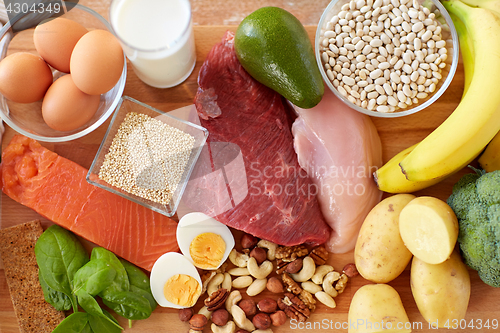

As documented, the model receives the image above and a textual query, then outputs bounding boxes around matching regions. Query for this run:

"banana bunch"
[375,0,500,193]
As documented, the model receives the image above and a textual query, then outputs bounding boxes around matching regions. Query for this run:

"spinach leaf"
[130,285,157,312]
[120,259,150,291]
[51,312,89,333]
[88,310,122,333]
[73,259,117,296]
[91,248,129,296]
[102,290,152,320]
[76,289,124,331]
[120,259,157,311]
[39,273,72,311]
[35,225,88,311]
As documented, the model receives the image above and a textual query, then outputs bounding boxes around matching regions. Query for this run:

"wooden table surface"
[2,1,500,333]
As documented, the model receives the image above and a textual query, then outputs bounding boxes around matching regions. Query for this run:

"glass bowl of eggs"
[0,3,126,142]
[315,0,459,117]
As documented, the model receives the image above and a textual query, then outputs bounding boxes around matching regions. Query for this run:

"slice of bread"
[0,221,65,333]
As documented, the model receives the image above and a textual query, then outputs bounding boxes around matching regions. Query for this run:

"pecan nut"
[298,289,316,312]
[275,245,309,262]
[278,293,310,322]
[281,272,302,295]
[205,288,229,311]
[309,246,329,265]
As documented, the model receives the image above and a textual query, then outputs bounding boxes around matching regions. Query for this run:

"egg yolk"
[189,232,226,269]
[163,274,201,307]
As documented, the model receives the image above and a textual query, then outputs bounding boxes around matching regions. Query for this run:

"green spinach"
[103,290,153,320]
[88,310,122,333]
[51,312,90,333]
[38,273,72,311]
[91,247,129,296]
[35,225,88,311]
[73,259,117,296]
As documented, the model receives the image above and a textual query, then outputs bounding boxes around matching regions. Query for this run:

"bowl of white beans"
[315,0,459,117]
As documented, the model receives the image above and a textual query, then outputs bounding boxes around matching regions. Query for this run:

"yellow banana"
[399,0,500,182]
[460,0,500,17]
[374,144,442,193]
[450,12,474,95]
[479,131,500,171]
[374,6,476,192]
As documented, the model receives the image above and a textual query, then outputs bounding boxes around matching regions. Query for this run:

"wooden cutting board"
[1,25,499,333]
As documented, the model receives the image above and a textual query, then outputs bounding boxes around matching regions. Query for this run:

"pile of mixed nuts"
[178,233,358,333]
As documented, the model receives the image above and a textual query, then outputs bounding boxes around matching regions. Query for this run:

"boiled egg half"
[177,212,235,270]
[150,252,202,308]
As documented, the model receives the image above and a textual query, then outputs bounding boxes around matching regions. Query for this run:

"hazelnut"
[249,247,267,265]
[189,314,208,331]
[178,307,194,322]
[270,310,287,326]
[267,276,284,293]
[343,263,359,278]
[238,298,257,317]
[252,312,271,330]
[285,258,303,274]
[211,308,229,326]
[257,298,278,313]
[240,233,259,249]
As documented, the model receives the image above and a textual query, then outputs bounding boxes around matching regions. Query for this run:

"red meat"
[189,31,330,246]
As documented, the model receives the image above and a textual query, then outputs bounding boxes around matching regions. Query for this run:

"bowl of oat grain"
[87,96,208,217]
[315,0,459,117]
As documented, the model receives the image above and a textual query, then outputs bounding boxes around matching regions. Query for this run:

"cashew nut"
[301,281,323,294]
[315,291,337,308]
[232,276,253,289]
[198,305,212,320]
[311,265,334,284]
[322,271,341,297]
[207,273,225,296]
[290,256,316,282]
[257,239,277,260]
[231,305,256,332]
[225,290,242,313]
[229,249,249,268]
[222,272,232,292]
[253,330,274,333]
[228,267,250,276]
[246,278,267,297]
[247,257,273,279]
[211,320,236,333]
[201,271,217,294]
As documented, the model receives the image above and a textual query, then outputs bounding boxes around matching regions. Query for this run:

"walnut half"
[278,293,310,322]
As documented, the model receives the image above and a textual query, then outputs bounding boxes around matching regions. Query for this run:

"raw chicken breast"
[292,89,383,253]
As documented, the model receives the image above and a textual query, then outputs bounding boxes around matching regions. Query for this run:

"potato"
[348,284,411,333]
[354,194,414,283]
[411,250,470,327]
[399,196,458,264]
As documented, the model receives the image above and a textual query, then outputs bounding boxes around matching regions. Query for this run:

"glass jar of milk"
[110,0,196,88]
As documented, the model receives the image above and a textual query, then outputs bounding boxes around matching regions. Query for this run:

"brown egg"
[0,52,53,103]
[70,30,124,95]
[34,17,88,73]
[42,74,100,131]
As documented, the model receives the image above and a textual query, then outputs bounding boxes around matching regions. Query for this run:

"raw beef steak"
[188,31,330,246]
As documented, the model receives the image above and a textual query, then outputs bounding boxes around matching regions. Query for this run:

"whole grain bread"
[0,221,65,333]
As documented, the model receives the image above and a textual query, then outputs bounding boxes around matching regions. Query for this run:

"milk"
[110,0,196,88]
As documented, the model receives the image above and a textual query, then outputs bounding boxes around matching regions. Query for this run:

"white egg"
[150,252,202,308]
[177,212,235,270]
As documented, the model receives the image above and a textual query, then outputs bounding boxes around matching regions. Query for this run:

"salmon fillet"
[1,135,179,271]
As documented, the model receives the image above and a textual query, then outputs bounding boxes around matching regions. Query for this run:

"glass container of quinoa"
[87,96,208,217]
[315,0,459,117]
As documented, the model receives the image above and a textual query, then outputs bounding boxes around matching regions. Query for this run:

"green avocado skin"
[234,7,324,109]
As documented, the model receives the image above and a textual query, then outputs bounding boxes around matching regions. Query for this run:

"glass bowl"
[315,0,459,117]
[0,4,126,142]
[86,96,209,217]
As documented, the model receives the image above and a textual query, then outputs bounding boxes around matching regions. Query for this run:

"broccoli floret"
[447,169,500,288]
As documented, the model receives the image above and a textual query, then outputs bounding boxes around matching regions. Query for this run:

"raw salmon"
[1,135,178,271]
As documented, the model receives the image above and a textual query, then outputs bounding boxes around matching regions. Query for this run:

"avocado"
[234,7,324,109]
